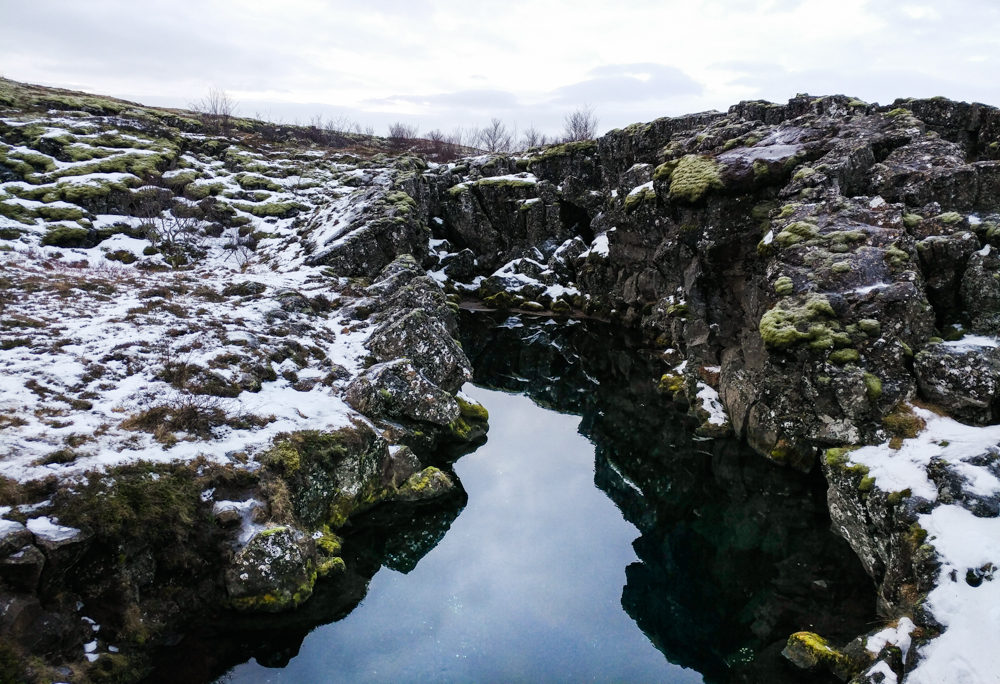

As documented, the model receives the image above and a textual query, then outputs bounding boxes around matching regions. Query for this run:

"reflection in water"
[461,311,876,683]
[168,311,875,684]
[222,383,702,683]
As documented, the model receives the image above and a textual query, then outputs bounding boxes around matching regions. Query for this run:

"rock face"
[411,95,1000,466]
[401,95,1000,683]
[346,359,461,425]
[225,526,318,612]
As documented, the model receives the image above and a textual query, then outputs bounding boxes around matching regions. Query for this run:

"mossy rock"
[668,155,724,203]
[237,174,282,192]
[40,225,90,247]
[624,185,656,212]
[759,294,837,350]
[781,632,855,680]
[658,373,685,394]
[829,348,860,365]
[36,205,85,222]
[0,201,36,225]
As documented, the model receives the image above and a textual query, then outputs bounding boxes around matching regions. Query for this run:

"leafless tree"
[519,125,548,150]
[476,118,515,153]
[191,87,239,135]
[562,104,599,142]
[387,122,419,148]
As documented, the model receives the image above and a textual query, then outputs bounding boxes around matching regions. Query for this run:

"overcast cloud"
[3,0,999,137]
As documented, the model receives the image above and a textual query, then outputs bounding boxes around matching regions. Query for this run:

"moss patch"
[758,294,837,350]
[668,155,724,203]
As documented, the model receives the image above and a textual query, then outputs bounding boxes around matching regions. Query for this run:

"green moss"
[658,374,685,394]
[903,213,923,229]
[456,394,489,422]
[36,205,85,222]
[263,440,301,473]
[858,475,876,492]
[858,319,881,336]
[831,261,851,274]
[792,166,815,182]
[668,155,724,203]
[774,276,794,296]
[623,185,656,212]
[40,225,89,247]
[887,488,912,505]
[829,348,860,364]
[0,201,37,225]
[529,140,598,165]
[775,220,819,248]
[936,211,963,225]
[237,174,282,192]
[232,201,307,219]
[185,182,225,200]
[758,294,837,350]
[863,372,883,401]
[886,107,911,118]
[653,159,679,182]
[777,203,801,219]
[885,243,910,267]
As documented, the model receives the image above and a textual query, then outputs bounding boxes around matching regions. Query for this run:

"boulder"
[345,359,460,426]
[225,526,317,612]
[961,245,1000,333]
[914,342,1000,424]
[367,309,472,393]
[0,545,45,592]
[394,467,456,502]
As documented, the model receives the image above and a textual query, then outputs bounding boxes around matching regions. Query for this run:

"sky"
[2,0,999,139]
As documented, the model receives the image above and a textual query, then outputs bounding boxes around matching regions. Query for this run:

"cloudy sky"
[3,0,998,138]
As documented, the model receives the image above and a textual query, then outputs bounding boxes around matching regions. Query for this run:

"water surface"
[225,385,703,683]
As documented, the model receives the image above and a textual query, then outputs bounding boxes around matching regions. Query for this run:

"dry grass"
[883,403,927,439]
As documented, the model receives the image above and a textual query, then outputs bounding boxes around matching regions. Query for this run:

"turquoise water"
[224,385,703,683]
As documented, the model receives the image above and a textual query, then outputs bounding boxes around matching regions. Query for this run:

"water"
[184,312,874,684]
[225,386,702,684]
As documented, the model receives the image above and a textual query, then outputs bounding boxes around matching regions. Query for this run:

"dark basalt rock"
[345,359,460,426]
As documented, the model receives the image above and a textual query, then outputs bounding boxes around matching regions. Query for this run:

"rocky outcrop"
[404,94,1000,683]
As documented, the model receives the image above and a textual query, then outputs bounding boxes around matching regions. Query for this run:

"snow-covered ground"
[0,109,396,483]
[844,407,1000,681]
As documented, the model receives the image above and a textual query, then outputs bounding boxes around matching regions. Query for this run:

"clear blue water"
[224,385,703,684]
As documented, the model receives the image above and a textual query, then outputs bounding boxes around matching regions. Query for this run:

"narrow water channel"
[224,384,702,683]
[170,312,875,684]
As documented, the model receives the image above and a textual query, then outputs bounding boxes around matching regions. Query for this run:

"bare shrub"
[190,87,239,135]
[562,104,599,142]
[477,118,515,153]
[387,122,419,149]
[520,125,549,150]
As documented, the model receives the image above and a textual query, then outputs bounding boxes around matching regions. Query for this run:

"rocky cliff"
[2,76,1000,683]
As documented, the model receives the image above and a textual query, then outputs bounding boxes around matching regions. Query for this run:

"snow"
[852,282,891,295]
[627,181,653,197]
[847,406,1000,501]
[588,233,610,258]
[26,516,81,542]
[866,617,915,661]
[941,335,1000,351]
[867,661,898,684]
[695,383,728,426]
[0,519,25,537]
[213,499,266,544]
[908,507,1000,684]
[762,230,774,245]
